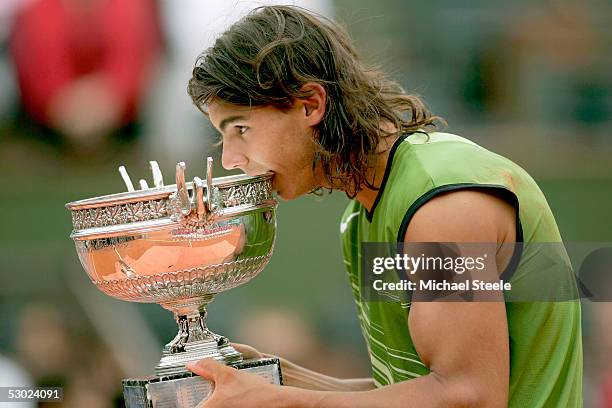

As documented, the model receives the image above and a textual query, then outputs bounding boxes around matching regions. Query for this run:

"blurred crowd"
[0,0,610,406]
[0,0,329,162]
[2,0,161,155]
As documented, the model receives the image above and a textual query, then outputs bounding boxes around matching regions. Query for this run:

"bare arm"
[277,358,375,391]
[232,343,375,391]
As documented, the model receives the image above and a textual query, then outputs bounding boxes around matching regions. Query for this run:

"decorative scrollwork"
[70,179,273,231]
[93,254,272,303]
[222,180,272,207]
[71,198,170,230]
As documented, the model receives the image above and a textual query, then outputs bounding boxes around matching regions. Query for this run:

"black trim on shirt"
[365,133,411,222]
[395,183,524,282]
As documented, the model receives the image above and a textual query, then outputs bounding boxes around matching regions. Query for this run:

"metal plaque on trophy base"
[66,158,281,408]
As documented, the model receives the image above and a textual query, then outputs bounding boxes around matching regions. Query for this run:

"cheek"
[255,116,315,173]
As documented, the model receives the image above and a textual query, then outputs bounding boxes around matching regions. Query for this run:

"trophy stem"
[155,296,242,376]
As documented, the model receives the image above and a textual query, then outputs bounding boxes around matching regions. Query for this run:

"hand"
[186,358,285,408]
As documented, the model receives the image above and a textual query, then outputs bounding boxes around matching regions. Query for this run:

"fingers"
[231,343,262,359]
[186,358,228,381]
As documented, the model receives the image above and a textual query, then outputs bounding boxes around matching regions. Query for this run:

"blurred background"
[0,0,610,406]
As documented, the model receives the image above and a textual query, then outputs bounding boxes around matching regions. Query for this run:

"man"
[186,5,582,407]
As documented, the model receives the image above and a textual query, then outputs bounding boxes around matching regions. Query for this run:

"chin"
[273,176,314,201]
[276,189,299,201]
[275,184,307,201]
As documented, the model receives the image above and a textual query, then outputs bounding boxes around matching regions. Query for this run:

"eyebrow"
[219,115,248,132]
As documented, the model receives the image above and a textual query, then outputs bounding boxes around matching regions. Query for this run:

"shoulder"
[404,189,516,244]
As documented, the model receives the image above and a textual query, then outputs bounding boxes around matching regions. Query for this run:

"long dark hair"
[189,5,441,197]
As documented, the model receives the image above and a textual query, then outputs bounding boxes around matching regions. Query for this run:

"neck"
[354,133,401,212]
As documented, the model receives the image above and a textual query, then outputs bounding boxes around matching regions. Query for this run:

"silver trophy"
[66,158,281,407]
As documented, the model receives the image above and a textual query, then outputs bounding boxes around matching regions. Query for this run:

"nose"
[221,140,248,171]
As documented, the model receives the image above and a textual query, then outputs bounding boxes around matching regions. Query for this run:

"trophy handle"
[169,158,221,229]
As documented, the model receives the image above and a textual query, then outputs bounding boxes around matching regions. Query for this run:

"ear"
[298,82,326,127]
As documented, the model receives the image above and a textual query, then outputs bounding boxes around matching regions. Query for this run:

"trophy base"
[122,358,282,408]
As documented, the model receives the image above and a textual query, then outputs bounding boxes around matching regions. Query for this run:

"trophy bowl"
[66,159,277,378]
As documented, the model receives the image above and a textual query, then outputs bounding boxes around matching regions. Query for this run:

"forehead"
[207,99,288,128]
[207,100,251,122]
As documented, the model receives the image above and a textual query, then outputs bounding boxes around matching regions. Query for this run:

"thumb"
[186,358,227,382]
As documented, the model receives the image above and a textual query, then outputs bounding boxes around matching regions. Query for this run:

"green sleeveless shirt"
[340,132,583,407]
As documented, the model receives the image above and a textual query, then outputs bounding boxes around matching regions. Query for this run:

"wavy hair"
[189,5,441,197]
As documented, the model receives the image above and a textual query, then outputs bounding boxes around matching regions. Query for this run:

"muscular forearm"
[271,355,375,391]
[277,373,483,408]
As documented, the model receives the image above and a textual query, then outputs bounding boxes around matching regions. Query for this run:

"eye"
[236,126,248,135]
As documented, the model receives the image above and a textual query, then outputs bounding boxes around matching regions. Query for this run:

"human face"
[207,99,323,200]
